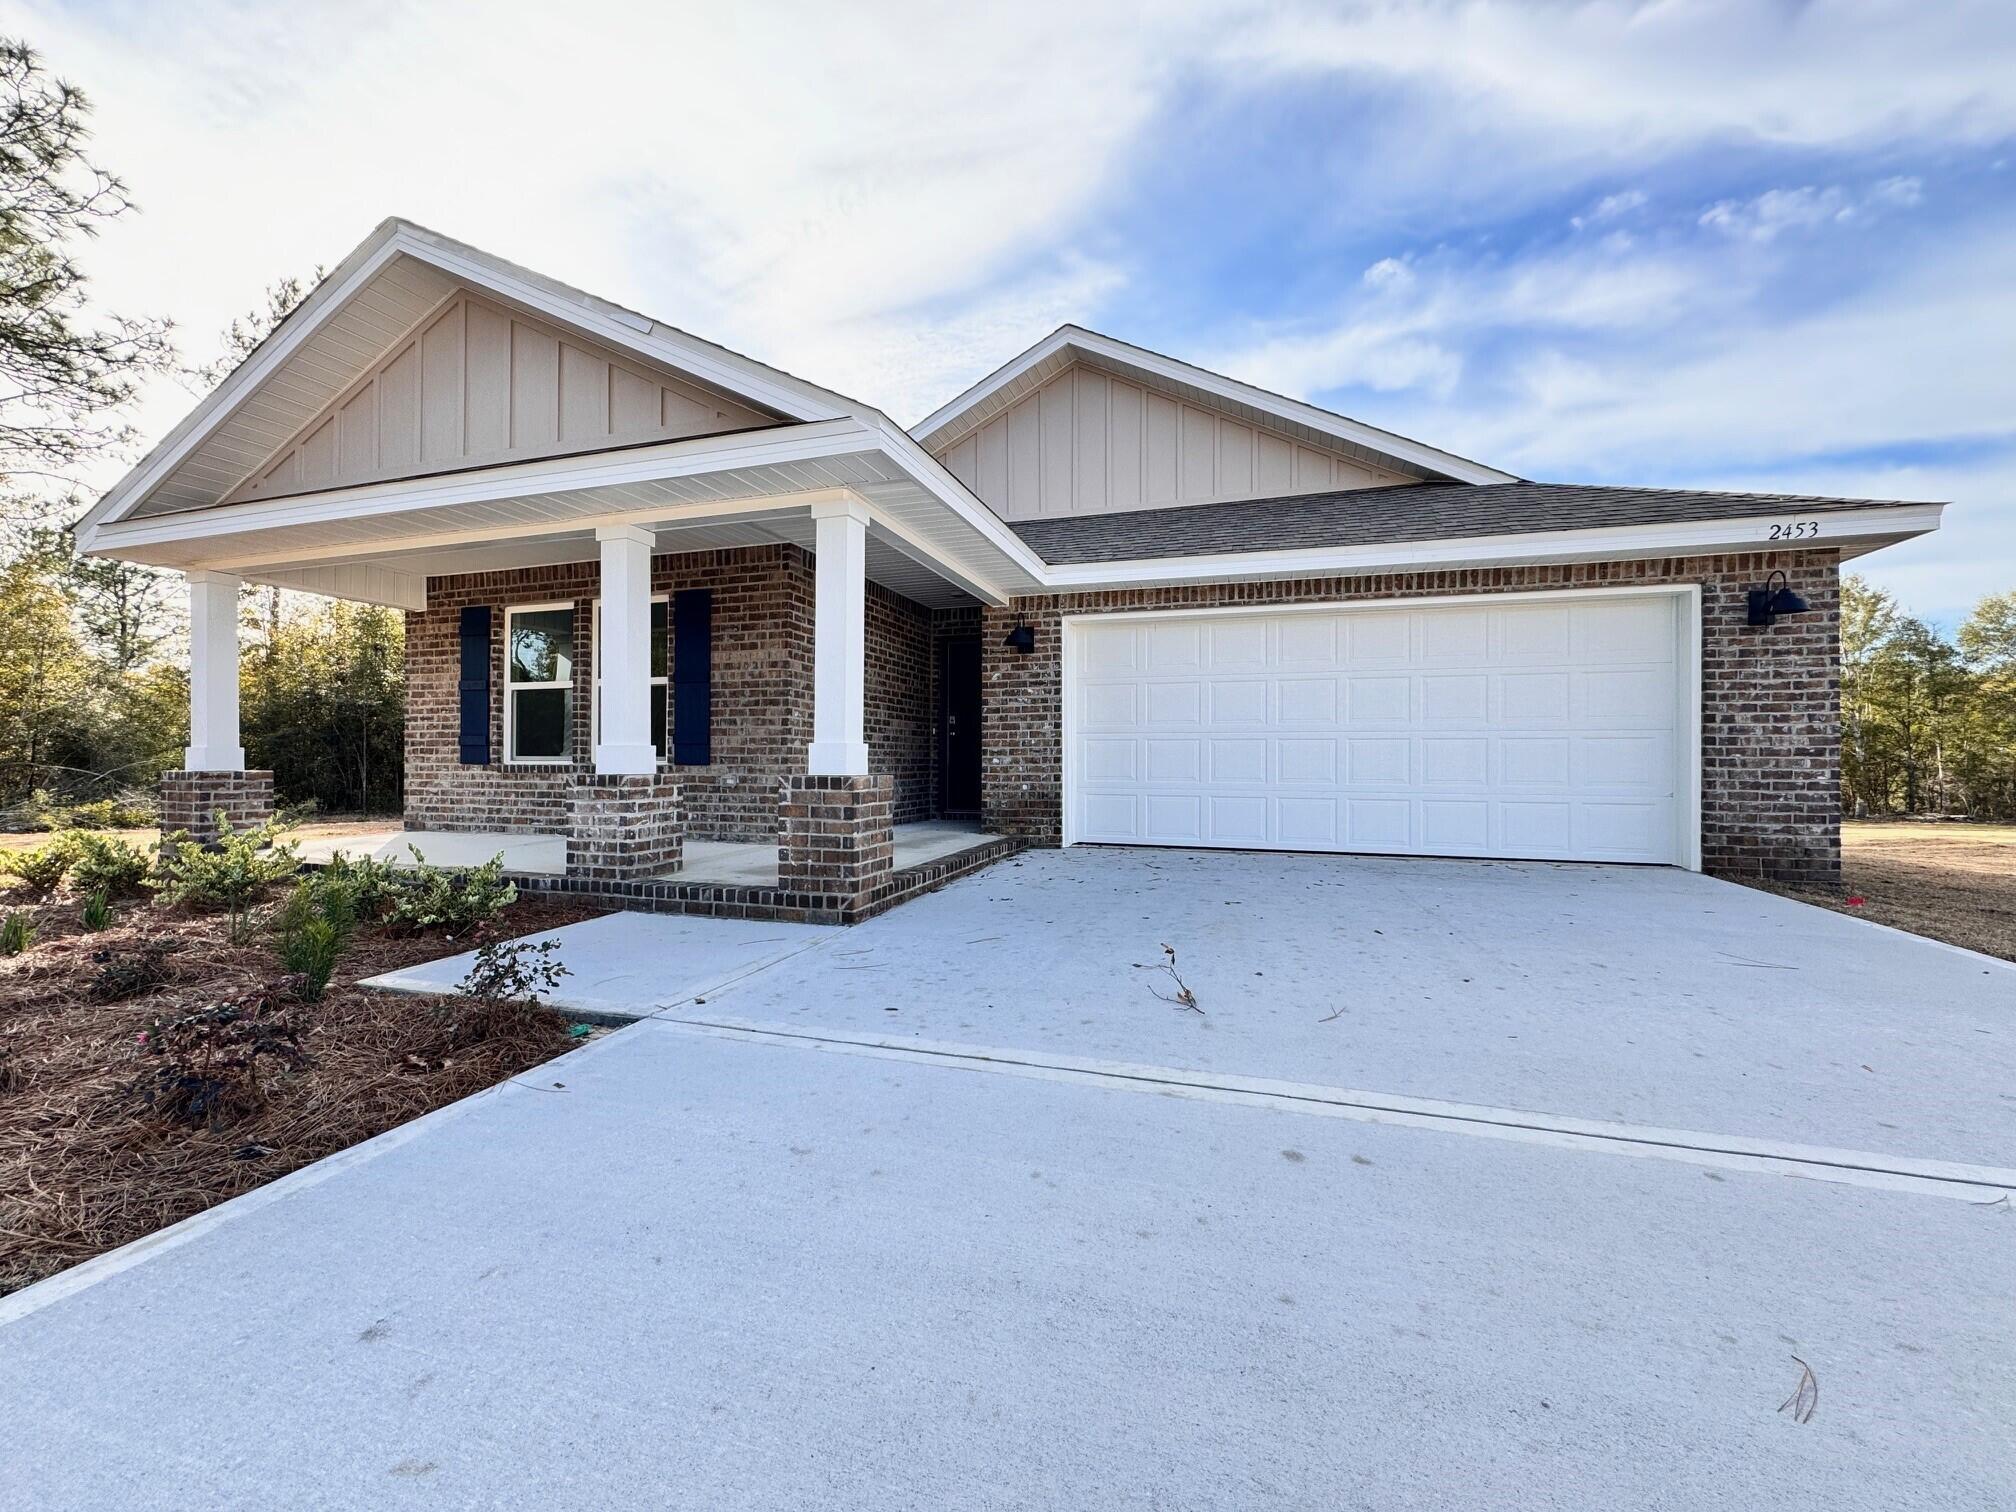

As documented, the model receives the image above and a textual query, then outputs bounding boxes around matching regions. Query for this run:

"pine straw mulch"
[0,891,604,1297]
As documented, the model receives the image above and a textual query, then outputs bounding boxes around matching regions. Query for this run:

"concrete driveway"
[4,850,2012,1509]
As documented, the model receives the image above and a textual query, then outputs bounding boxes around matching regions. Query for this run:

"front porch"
[297,820,1014,924]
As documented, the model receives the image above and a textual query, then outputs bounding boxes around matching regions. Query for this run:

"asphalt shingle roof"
[1006,481,1927,565]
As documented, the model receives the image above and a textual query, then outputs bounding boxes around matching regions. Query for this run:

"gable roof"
[81,218,876,536]
[1010,480,1943,565]
[911,324,1517,487]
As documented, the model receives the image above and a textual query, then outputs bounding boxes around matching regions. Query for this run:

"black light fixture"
[1003,616,1037,654]
[1746,569,1810,628]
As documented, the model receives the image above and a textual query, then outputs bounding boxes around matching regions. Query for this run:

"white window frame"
[503,601,578,766]
[590,594,671,761]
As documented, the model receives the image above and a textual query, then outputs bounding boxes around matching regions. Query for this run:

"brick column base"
[566,775,683,883]
[778,775,894,910]
[160,770,275,842]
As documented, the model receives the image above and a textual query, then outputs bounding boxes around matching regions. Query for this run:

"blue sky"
[14,0,2014,623]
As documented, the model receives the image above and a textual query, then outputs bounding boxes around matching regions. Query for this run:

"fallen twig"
[1137,943,1202,1014]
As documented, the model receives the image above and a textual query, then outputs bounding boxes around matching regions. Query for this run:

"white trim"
[913,325,1516,485]
[590,594,670,760]
[502,600,578,766]
[1059,584,1703,870]
[1037,504,1946,590]
[87,418,877,552]
[80,218,860,538]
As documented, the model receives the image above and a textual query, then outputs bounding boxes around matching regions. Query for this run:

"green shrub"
[67,831,153,900]
[388,850,516,934]
[152,814,301,942]
[273,873,360,1001]
[1,840,74,899]
[314,852,405,924]
[0,912,32,955]
[81,888,113,931]
[18,788,65,831]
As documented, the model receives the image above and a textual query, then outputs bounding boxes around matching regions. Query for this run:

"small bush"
[0,912,33,956]
[17,788,65,831]
[0,840,74,899]
[314,852,406,924]
[67,831,152,900]
[273,874,359,1001]
[457,937,569,1010]
[130,991,307,1129]
[89,939,175,1003]
[152,814,300,941]
[389,850,516,934]
[80,889,112,931]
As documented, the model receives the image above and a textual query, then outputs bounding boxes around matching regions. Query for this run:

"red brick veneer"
[160,770,276,842]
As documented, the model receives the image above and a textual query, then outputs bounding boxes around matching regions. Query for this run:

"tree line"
[1842,576,2016,820]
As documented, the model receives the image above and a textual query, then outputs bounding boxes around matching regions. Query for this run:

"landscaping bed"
[1752,819,2016,963]
[0,830,602,1297]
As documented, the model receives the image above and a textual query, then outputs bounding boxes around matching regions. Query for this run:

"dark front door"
[939,637,982,817]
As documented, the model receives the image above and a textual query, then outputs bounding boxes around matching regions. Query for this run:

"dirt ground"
[0,817,395,855]
[0,880,602,1297]
[1755,821,2016,963]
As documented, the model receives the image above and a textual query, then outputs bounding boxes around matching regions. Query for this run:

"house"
[78,220,1941,921]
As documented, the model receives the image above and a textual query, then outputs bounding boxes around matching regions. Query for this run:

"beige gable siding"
[936,365,1411,521]
[225,293,778,504]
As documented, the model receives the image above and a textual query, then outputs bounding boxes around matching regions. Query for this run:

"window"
[592,596,670,759]
[505,603,575,762]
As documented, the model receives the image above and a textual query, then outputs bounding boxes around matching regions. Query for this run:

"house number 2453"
[1767,519,1822,540]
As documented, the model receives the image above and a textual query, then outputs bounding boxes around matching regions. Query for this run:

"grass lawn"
[1757,821,2016,963]
[0,858,602,1298]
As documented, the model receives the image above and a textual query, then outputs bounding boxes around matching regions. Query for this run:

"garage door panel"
[1070,597,1684,865]
[1421,736,1489,786]
[1420,674,1488,724]
[1346,676,1410,723]
[1208,679,1269,724]
[1144,739,1201,783]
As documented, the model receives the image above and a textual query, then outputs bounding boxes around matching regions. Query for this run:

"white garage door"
[1066,594,1691,865]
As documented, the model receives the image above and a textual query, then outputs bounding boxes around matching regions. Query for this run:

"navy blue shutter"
[671,589,712,765]
[457,606,493,765]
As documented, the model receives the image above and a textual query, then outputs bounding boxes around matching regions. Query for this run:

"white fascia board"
[863,413,1053,585]
[85,419,879,554]
[79,219,860,545]
[78,220,413,541]
[388,223,856,425]
[913,325,1518,486]
[1036,503,1946,590]
[244,563,429,611]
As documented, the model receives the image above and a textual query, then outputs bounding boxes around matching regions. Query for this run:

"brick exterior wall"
[778,774,895,909]
[865,582,935,825]
[405,543,942,843]
[160,770,276,842]
[979,551,1843,886]
[565,774,683,882]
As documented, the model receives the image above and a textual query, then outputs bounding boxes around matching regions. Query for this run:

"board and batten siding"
[224,292,779,504]
[935,364,1410,521]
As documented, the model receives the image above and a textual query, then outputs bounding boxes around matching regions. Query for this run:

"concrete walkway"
[4,849,2013,1509]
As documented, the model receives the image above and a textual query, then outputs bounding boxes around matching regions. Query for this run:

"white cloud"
[1572,189,1647,228]
[1699,178,1923,241]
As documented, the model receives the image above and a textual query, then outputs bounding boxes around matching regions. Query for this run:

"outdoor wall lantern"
[1003,617,1037,654]
[1746,569,1810,628]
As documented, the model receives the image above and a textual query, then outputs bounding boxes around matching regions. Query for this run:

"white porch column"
[593,524,659,775]
[184,570,245,772]
[807,497,870,775]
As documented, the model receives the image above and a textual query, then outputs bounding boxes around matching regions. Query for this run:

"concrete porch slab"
[672,820,1000,886]
[297,827,565,876]
[300,821,1001,891]
[361,910,841,1016]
